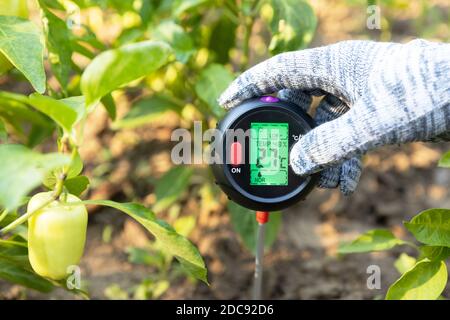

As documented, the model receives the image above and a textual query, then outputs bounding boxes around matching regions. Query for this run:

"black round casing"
[211,97,319,211]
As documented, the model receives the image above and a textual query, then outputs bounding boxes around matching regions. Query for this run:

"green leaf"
[438,151,450,168]
[38,0,73,89]
[81,40,173,106]
[27,124,54,148]
[0,144,70,211]
[64,175,90,197]
[44,149,84,190]
[60,95,86,124]
[404,209,450,247]
[127,247,165,268]
[195,64,234,118]
[0,209,20,228]
[101,94,116,120]
[173,215,196,238]
[338,229,406,254]
[153,166,193,213]
[0,238,27,261]
[0,16,46,93]
[394,253,416,275]
[0,51,12,74]
[265,0,317,54]
[139,0,153,27]
[28,93,78,132]
[0,254,54,293]
[67,149,84,178]
[153,20,194,63]
[82,200,208,283]
[386,259,447,300]
[104,283,128,300]
[38,0,66,10]
[0,91,54,145]
[0,91,51,127]
[0,118,6,142]
[209,14,237,63]
[228,201,282,254]
[112,95,181,130]
[115,27,145,47]
[419,246,450,261]
[172,0,209,17]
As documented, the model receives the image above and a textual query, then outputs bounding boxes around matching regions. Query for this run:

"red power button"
[230,142,242,166]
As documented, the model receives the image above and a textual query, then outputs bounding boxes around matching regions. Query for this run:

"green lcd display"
[250,122,289,186]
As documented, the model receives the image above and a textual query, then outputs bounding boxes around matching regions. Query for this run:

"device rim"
[212,98,319,211]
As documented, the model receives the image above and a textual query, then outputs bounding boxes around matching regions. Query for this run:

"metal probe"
[253,211,269,300]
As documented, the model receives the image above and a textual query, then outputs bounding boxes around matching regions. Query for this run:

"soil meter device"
[211,96,319,299]
[211,96,319,211]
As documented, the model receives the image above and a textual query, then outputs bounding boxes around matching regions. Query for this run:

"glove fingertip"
[339,157,363,195]
[318,167,340,188]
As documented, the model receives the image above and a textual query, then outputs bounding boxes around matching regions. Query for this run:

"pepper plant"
[0,0,317,296]
[339,151,450,300]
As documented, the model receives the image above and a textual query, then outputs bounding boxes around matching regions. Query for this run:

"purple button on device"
[259,96,279,103]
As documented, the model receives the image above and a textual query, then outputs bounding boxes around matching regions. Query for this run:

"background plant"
[0,0,318,297]
[339,151,450,300]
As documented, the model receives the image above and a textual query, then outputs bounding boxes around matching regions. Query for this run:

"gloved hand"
[219,39,450,195]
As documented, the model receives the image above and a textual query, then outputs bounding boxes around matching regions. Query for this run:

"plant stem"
[0,210,8,224]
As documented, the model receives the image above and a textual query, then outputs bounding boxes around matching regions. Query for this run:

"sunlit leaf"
[82,200,208,283]
[39,0,73,89]
[112,95,180,130]
[404,208,450,247]
[153,20,194,63]
[264,0,317,54]
[28,93,78,132]
[338,229,406,254]
[419,245,450,261]
[64,176,90,197]
[0,16,46,92]
[154,166,193,213]
[81,40,173,106]
[438,151,450,168]
[101,94,116,120]
[195,64,233,118]
[60,95,86,124]
[386,259,447,300]
[0,144,69,211]
[172,0,209,17]
[173,215,196,237]
[394,253,416,275]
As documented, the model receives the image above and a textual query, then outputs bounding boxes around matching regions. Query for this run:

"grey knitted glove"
[219,39,450,195]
